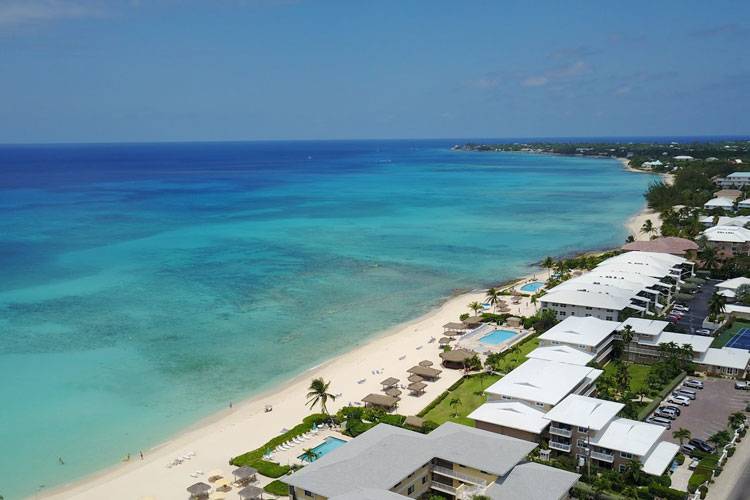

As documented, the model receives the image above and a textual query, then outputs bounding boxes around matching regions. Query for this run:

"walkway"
[706,429,750,500]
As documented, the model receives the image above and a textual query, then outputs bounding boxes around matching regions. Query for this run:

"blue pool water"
[520,281,545,292]
[480,329,518,345]
[0,140,654,498]
[298,437,348,462]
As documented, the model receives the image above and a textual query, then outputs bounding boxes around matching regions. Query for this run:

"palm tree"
[449,397,462,417]
[728,411,746,429]
[708,292,727,321]
[673,427,691,446]
[708,430,732,449]
[485,288,500,313]
[700,244,719,271]
[468,301,482,316]
[306,378,336,418]
[542,256,555,275]
[624,459,643,485]
[620,325,634,359]
[300,448,319,462]
[641,219,655,236]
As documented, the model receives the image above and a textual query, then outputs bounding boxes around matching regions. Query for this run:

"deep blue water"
[0,140,654,498]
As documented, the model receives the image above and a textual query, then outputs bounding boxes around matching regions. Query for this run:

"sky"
[0,0,748,143]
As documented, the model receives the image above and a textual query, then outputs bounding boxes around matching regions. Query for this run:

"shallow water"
[0,140,653,498]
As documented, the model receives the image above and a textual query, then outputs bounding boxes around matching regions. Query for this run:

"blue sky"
[0,0,748,142]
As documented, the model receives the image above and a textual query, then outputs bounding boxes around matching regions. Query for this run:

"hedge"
[648,484,688,500]
[688,454,719,493]
[636,371,686,421]
[230,413,330,477]
[264,479,290,496]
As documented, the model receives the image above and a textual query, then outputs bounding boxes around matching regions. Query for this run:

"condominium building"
[537,316,620,364]
[702,225,750,258]
[716,172,750,189]
[283,422,580,500]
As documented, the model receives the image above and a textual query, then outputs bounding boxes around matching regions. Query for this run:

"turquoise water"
[479,330,518,345]
[0,141,653,498]
[520,281,545,292]
[297,436,348,462]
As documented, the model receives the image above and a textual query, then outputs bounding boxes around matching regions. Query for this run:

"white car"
[673,305,690,312]
[669,395,690,406]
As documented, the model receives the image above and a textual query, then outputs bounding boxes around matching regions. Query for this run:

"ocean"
[0,140,654,498]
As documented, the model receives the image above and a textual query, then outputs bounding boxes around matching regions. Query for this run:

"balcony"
[590,450,615,462]
[549,440,572,453]
[432,465,487,486]
[549,425,573,438]
[431,481,459,495]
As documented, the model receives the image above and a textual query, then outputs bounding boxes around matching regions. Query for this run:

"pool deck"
[266,428,350,468]
[456,323,533,355]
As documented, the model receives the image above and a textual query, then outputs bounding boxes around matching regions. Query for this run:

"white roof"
[717,277,750,291]
[539,316,619,347]
[674,155,694,160]
[590,418,665,456]
[718,289,736,298]
[540,288,633,311]
[739,199,750,206]
[726,304,750,315]
[703,225,750,243]
[704,197,735,208]
[526,345,595,366]
[543,395,624,431]
[701,215,750,227]
[727,172,750,178]
[641,441,680,476]
[638,331,713,354]
[468,401,551,434]
[596,251,686,279]
[699,348,750,370]
[484,359,602,406]
[620,318,669,337]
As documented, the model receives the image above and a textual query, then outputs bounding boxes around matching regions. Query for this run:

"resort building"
[716,172,750,189]
[282,422,580,500]
[621,237,699,259]
[541,251,690,321]
[702,225,750,258]
[619,318,750,377]
[714,189,743,201]
[537,316,620,364]
[716,276,750,299]
[739,199,750,210]
[703,197,735,212]
[699,215,750,228]
[543,395,678,476]
[526,345,595,366]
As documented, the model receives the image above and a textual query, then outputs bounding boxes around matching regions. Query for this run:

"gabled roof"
[283,423,536,498]
[484,359,602,406]
[641,441,680,476]
[703,225,750,243]
[717,277,750,291]
[526,345,595,366]
[727,172,750,178]
[590,418,665,456]
[539,316,619,347]
[699,348,750,370]
[620,318,670,337]
[622,237,699,255]
[543,395,624,431]
[484,462,580,500]
[638,331,713,353]
[468,401,551,434]
[704,197,735,208]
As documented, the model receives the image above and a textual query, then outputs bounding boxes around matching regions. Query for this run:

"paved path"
[671,461,692,492]
[706,431,750,500]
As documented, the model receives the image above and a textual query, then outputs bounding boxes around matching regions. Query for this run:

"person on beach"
[139,451,144,460]
[58,457,64,465]
[229,401,233,409]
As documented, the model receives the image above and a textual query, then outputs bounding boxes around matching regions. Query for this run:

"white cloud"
[0,1,105,27]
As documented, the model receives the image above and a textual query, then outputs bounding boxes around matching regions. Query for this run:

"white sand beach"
[38,274,544,500]
[620,158,674,242]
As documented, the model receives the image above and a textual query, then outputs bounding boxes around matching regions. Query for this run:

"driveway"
[672,280,716,334]
[662,378,749,443]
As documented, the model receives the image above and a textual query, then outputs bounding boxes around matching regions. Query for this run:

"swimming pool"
[520,281,544,292]
[298,436,348,462]
[480,329,517,345]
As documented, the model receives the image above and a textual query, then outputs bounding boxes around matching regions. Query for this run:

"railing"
[549,426,572,438]
[430,481,459,495]
[548,440,572,452]
[590,450,614,462]
[432,465,487,486]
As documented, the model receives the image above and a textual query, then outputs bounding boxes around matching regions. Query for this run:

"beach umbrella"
[408,374,424,383]
[232,466,257,480]
[207,469,224,480]
[238,485,264,499]
[419,360,433,367]
[497,304,511,312]
[438,337,451,345]
[187,482,211,496]
[385,388,402,398]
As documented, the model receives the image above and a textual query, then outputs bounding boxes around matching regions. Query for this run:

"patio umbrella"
[419,360,433,367]
[408,374,424,383]
[187,482,211,496]
[438,337,451,345]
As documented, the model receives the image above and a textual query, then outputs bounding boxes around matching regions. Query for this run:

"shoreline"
[37,271,545,500]
[36,157,650,500]
[618,157,673,241]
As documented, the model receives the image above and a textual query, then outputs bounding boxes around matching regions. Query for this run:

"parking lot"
[671,280,716,334]
[659,378,749,444]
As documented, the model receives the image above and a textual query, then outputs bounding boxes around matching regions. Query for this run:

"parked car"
[670,310,685,316]
[684,379,704,389]
[689,459,700,470]
[681,444,697,456]
[676,388,697,400]
[695,329,712,336]
[662,404,681,416]
[673,305,690,312]
[654,410,675,420]
[647,417,671,429]
[669,395,690,406]
[689,439,715,454]
[735,381,749,390]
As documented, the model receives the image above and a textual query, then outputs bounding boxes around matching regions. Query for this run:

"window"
[422,476,427,484]
[407,485,415,495]
[620,451,633,459]
[585,306,593,310]
[559,312,566,316]
[606,316,613,321]
[535,402,544,407]
[578,426,588,432]
[501,395,512,400]
[578,345,586,349]
[619,464,627,473]
[304,491,313,497]
[577,439,587,448]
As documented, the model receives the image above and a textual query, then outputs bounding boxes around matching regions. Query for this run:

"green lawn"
[712,320,750,348]
[420,373,501,426]
[603,362,651,391]
[492,337,540,373]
